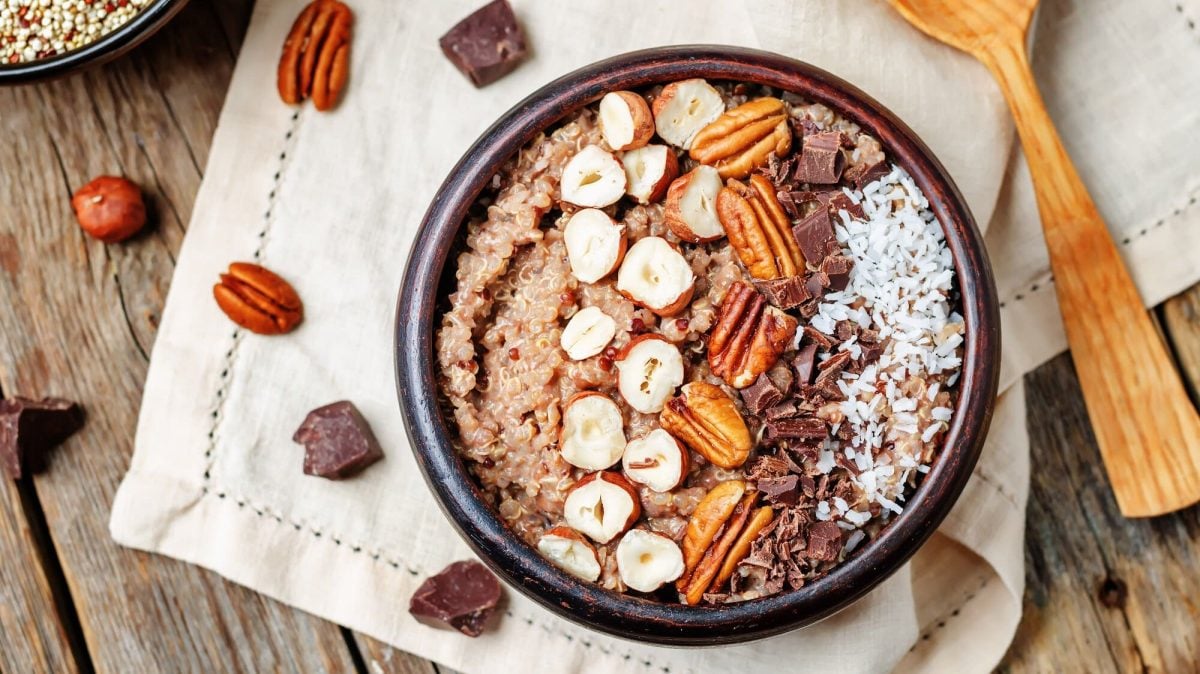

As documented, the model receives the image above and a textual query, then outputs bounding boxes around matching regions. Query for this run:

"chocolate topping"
[409,560,502,637]
[439,0,527,87]
[757,475,800,506]
[828,192,866,220]
[817,351,852,380]
[792,343,819,386]
[740,374,785,415]
[802,326,834,351]
[845,160,890,190]
[765,417,827,442]
[794,132,846,185]
[753,275,812,310]
[0,397,83,479]
[820,255,854,292]
[293,401,384,479]
[806,521,843,562]
[792,208,838,266]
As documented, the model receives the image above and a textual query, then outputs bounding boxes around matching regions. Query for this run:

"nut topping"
[563,471,641,544]
[718,174,807,279]
[712,505,774,590]
[689,97,793,179]
[213,262,303,335]
[708,282,798,388]
[615,334,685,414]
[678,480,746,584]
[277,0,353,111]
[651,79,725,150]
[660,382,751,469]
[663,166,725,243]
[538,526,602,582]
[616,529,685,592]
[599,91,655,152]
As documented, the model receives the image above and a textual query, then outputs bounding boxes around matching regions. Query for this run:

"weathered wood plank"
[353,634,440,674]
[999,351,1200,672]
[0,476,82,674]
[0,1,360,671]
[1163,283,1200,403]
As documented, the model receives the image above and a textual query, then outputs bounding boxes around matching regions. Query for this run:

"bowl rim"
[0,0,189,85]
[395,45,1000,645]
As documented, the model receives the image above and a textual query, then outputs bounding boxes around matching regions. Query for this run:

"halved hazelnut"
[615,334,684,414]
[599,91,654,152]
[538,526,602,582]
[560,306,617,360]
[651,79,725,150]
[560,392,626,471]
[560,145,626,208]
[615,237,695,316]
[563,471,641,544]
[564,208,626,283]
[615,529,685,593]
[621,144,678,205]
[664,166,725,243]
[622,428,689,492]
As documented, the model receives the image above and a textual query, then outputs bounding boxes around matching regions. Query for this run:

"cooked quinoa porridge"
[436,78,964,604]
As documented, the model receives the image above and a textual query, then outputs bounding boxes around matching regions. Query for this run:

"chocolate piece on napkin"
[293,401,383,479]
[409,560,502,637]
[0,397,84,479]
[439,0,527,87]
[795,131,846,185]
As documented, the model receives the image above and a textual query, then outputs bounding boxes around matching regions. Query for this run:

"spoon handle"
[980,39,1200,516]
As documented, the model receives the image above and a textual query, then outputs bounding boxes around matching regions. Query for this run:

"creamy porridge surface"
[436,79,963,602]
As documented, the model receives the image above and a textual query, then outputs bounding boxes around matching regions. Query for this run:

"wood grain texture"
[0,477,82,674]
[889,0,1200,518]
[0,1,356,672]
[353,633,440,674]
[998,349,1200,672]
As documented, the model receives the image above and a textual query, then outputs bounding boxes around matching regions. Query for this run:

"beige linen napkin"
[109,1,1200,672]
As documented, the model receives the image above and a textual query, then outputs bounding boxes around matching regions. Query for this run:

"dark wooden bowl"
[396,45,1000,645]
[0,0,188,85]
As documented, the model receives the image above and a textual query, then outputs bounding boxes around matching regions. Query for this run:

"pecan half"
[678,480,745,588]
[717,174,806,279]
[660,382,752,469]
[708,282,798,388]
[712,505,774,590]
[278,0,353,111]
[689,97,792,179]
[213,262,303,335]
[678,487,761,605]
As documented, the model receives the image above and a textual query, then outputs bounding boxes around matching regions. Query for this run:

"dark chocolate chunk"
[439,0,527,88]
[757,474,800,506]
[409,560,502,637]
[818,351,852,380]
[860,341,885,365]
[802,326,834,351]
[741,374,785,416]
[0,397,83,479]
[793,117,823,137]
[765,401,800,421]
[828,192,866,220]
[834,320,856,342]
[859,328,880,344]
[799,475,817,498]
[776,190,802,220]
[844,160,890,190]
[766,417,827,441]
[821,255,854,292]
[795,132,846,185]
[792,343,818,385]
[806,521,843,562]
[747,455,790,481]
[793,208,838,266]
[294,401,384,479]
[798,300,820,319]
[753,275,812,310]
[766,365,795,399]
[804,273,828,302]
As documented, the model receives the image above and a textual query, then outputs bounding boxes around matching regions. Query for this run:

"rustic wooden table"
[1,1,1198,672]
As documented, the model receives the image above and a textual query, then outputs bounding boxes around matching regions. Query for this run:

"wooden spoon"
[888,0,1200,517]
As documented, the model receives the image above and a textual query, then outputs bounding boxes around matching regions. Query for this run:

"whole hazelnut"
[71,176,146,243]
